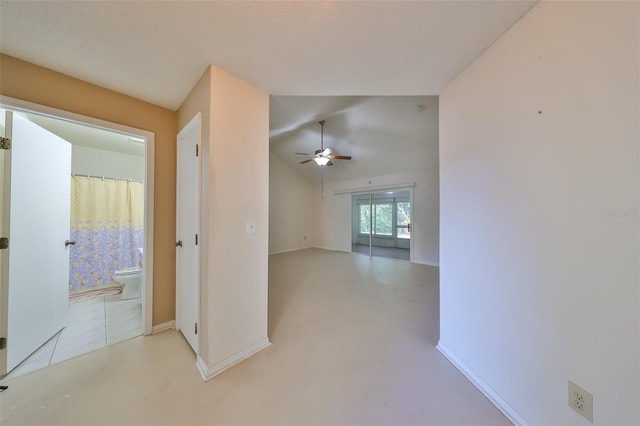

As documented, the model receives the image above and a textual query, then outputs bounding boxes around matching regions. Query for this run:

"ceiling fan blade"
[295,152,315,156]
[299,159,313,164]
[328,155,352,160]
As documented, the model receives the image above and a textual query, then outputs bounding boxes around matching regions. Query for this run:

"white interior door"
[0,111,71,375]
[176,113,200,354]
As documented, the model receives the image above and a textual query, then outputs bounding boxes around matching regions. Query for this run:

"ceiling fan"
[296,120,352,166]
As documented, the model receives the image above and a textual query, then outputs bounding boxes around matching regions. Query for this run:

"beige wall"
[208,66,269,366]
[439,2,639,424]
[269,152,316,254]
[0,54,178,326]
[178,65,269,374]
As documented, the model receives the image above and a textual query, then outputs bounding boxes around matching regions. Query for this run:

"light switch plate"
[246,220,256,234]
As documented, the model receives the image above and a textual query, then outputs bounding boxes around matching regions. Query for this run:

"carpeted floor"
[0,249,509,425]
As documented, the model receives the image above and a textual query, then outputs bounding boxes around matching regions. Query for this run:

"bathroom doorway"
[351,190,412,261]
[0,98,154,379]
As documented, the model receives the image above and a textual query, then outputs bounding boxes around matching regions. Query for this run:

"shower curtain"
[69,176,144,297]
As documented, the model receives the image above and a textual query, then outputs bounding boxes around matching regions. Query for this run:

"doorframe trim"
[0,95,155,336]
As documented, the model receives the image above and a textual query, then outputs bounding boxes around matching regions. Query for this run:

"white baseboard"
[196,355,209,381]
[269,246,313,255]
[313,246,350,253]
[412,260,440,267]
[151,320,175,334]
[437,342,529,426]
[197,337,271,382]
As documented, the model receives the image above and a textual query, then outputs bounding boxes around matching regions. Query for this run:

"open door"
[0,111,72,376]
[175,113,200,354]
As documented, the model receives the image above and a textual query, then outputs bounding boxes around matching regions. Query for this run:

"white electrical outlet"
[569,381,593,423]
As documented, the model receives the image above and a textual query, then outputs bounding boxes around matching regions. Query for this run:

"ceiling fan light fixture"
[314,156,330,166]
[294,120,351,167]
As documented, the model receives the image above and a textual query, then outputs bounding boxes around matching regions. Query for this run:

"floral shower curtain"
[69,176,144,296]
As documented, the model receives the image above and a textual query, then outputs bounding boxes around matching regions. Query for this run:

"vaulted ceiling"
[269,96,439,184]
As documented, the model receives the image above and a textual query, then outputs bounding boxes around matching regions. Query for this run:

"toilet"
[113,267,142,300]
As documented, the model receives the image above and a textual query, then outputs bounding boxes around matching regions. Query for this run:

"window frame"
[357,196,410,240]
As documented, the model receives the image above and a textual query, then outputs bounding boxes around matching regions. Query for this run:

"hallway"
[0,249,508,425]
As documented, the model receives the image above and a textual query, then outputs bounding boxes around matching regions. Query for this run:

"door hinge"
[194,323,198,335]
[0,137,10,150]
[195,234,198,245]
[196,144,199,157]
[0,337,6,350]
[0,237,8,250]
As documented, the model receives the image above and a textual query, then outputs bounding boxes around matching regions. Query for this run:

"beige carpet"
[0,248,510,425]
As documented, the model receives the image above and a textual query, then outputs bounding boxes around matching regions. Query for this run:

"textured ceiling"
[1,1,536,185]
[0,1,536,110]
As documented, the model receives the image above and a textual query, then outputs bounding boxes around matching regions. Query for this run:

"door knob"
[65,240,76,246]
[175,240,183,247]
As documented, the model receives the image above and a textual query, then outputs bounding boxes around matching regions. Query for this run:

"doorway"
[351,190,412,261]
[0,98,155,379]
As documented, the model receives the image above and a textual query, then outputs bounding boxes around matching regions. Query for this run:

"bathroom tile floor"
[5,295,142,380]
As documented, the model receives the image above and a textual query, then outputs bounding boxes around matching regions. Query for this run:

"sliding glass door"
[351,191,411,260]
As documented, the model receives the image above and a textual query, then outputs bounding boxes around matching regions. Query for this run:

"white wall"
[439,2,639,425]
[72,145,144,180]
[269,152,315,254]
[315,168,439,266]
[179,65,270,378]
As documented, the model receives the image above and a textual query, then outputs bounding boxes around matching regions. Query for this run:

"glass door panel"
[397,201,411,239]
